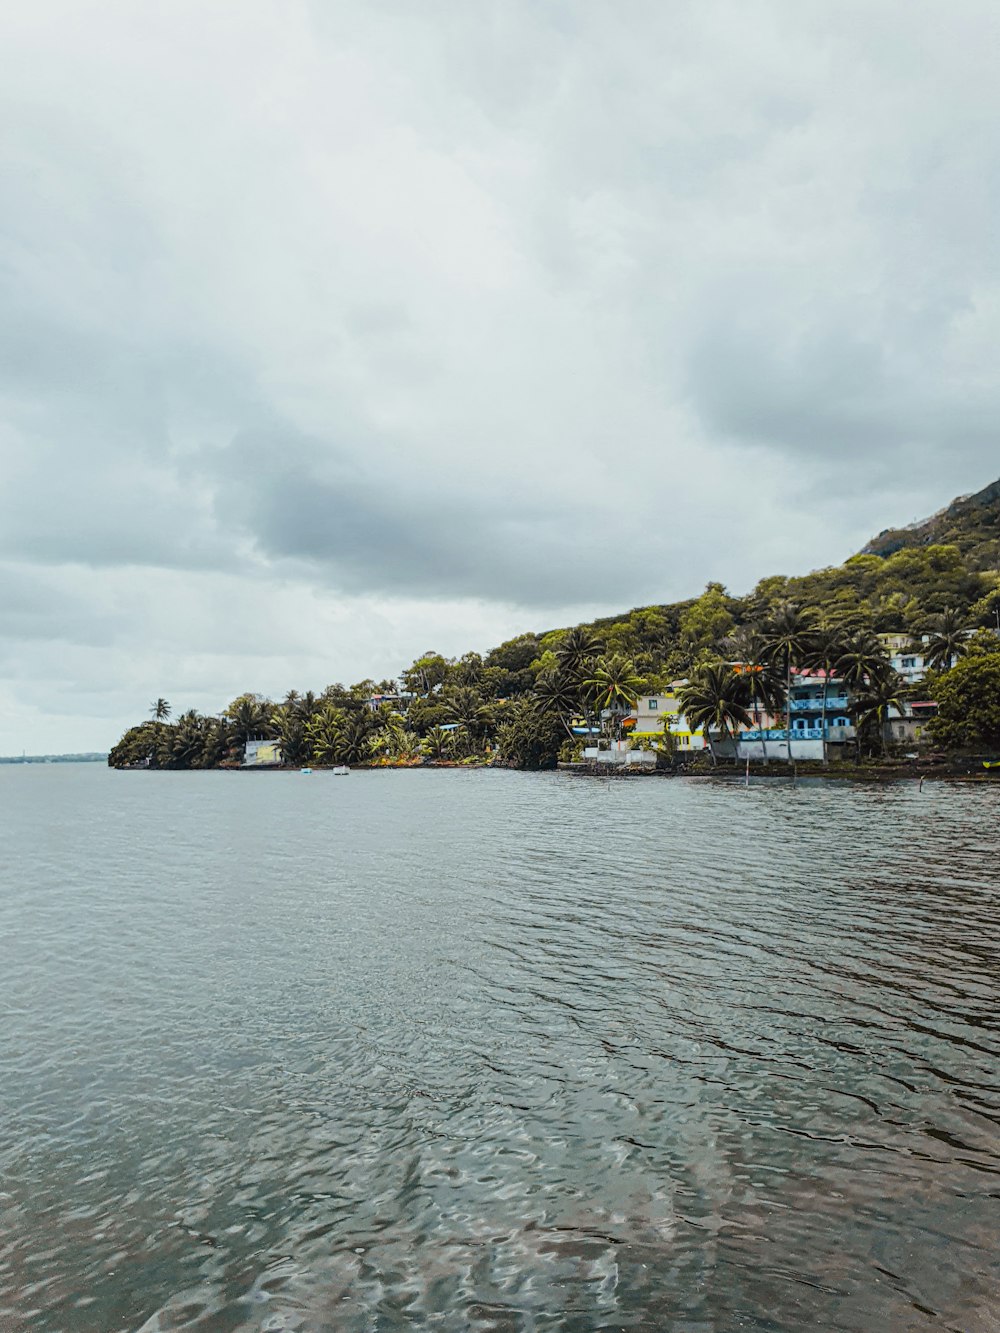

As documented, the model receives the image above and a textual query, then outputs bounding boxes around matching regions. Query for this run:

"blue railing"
[741,726,853,741]
[788,696,850,712]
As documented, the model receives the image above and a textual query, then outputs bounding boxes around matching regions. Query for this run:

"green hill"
[861,476,1000,570]
[110,472,1000,770]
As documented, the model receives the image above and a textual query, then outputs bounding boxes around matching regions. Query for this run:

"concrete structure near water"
[244,739,283,767]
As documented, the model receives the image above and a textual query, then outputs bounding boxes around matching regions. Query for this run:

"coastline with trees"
[109,526,1000,778]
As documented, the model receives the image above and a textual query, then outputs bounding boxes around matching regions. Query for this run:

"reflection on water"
[1,766,998,1331]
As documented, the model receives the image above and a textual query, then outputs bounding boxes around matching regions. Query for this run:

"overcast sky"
[2,0,998,752]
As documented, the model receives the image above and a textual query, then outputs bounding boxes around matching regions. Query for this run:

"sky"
[2,0,999,752]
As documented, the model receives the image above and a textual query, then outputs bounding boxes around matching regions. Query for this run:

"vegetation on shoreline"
[109,481,1000,772]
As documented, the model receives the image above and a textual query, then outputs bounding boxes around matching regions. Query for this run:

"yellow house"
[630,692,706,751]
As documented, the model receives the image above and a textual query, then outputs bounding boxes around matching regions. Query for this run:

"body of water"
[1,765,998,1331]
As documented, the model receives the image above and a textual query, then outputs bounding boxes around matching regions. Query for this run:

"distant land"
[0,753,108,765]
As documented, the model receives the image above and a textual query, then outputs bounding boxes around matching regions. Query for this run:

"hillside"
[109,472,1000,770]
[862,476,1000,570]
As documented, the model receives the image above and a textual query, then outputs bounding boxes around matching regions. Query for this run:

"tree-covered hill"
[110,474,1000,770]
[862,475,1000,571]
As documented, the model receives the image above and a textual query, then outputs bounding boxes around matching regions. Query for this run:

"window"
[648,699,658,709]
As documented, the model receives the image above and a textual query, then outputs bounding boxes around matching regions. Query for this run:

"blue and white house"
[733,670,855,761]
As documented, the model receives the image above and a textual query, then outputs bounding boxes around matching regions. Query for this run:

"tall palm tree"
[225,694,273,748]
[583,654,642,712]
[834,632,892,759]
[850,672,906,757]
[677,663,752,766]
[444,687,490,747]
[150,698,171,722]
[582,655,643,743]
[807,625,851,764]
[920,607,970,672]
[723,626,783,763]
[835,631,891,693]
[555,627,605,680]
[762,602,816,763]
[534,668,583,742]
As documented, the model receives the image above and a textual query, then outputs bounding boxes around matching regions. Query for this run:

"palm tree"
[367,719,421,764]
[534,668,583,742]
[807,625,851,764]
[305,705,343,764]
[835,631,891,692]
[850,672,906,757]
[150,698,171,722]
[723,626,783,763]
[762,602,815,763]
[421,726,454,761]
[444,687,490,749]
[333,711,374,763]
[582,654,643,747]
[920,607,970,672]
[556,626,604,680]
[677,663,752,766]
[270,704,308,767]
[225,694,273,748]
[583,654,642,712]
[834,632,892,759]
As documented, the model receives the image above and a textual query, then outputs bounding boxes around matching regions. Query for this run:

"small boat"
[300,766,313,774]
[331,765,350,776]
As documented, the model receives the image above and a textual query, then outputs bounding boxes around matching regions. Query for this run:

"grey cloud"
[205,429,625,606]
[1,0,999,750]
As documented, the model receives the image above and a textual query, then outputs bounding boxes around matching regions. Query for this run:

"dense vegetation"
[110,480,1000,770]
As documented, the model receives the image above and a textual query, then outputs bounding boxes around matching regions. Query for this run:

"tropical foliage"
[110,481,1000,769]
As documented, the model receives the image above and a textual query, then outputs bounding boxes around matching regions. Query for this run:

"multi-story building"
[878,633,928,684]
[732,669,855,760]
[629,690,707,752]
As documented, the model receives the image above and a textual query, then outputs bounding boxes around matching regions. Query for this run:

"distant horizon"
[0,752,108,764]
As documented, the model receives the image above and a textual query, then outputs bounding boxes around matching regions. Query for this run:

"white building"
[244,739,283,767]
[878,633,928,684]
[630,691,707,752]
[582,740,656,767]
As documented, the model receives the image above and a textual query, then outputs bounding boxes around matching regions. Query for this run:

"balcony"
[788,696,850,712]
[741,725,855,741]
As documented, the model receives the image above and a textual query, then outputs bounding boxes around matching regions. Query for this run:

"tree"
[493,699,564,770]
[723,626,783,763]
[835,631,891,693]
[421,726,455,761]
[270,703,308,767]
[807,625,853,764]
[367,718,422,764]
[401,652,451,696]
[920,606,971,672]
[555,627,604,680]
[583,654,643,716]
[534,668,583,742]
[928,653,1000,751]
[849,672,906,757]
[677,663,751,765]
[224,694,274,748]
[678,584,737,662]
[150,698,171,722]
[443,686,491,748]
[762,602,815,764]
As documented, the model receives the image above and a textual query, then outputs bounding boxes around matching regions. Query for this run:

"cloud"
[0,0,998,748]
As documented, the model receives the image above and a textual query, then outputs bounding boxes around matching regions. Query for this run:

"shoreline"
[110,758,1000,784]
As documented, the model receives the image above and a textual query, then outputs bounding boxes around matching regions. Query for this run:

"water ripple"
[1,766,998,1330]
